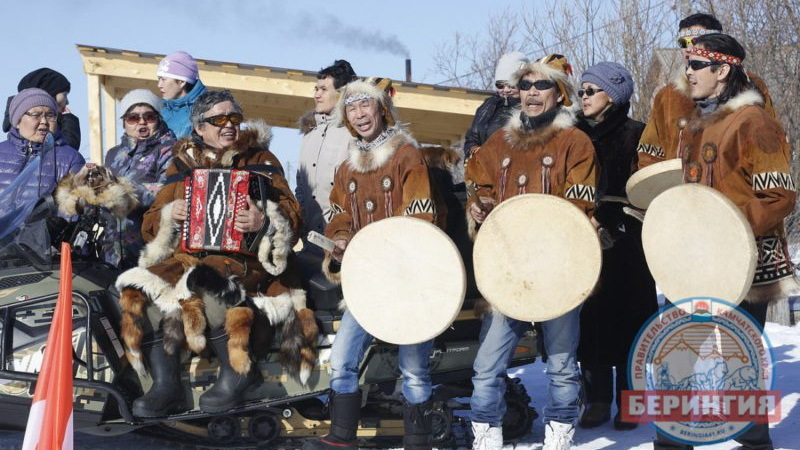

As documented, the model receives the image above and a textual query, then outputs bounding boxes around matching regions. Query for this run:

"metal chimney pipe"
[405,59,412,83]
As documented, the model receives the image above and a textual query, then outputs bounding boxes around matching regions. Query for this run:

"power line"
[436,0,673,86]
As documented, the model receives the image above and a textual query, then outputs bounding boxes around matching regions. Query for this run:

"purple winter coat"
[0,127,84,198]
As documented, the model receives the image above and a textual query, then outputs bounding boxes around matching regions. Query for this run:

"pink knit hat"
[157,51,199,84]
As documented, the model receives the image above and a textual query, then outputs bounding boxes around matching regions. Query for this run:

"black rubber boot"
[198,330,262,413]
[403,399,433,450]
[301,391,362,450]
[131,336,189,417]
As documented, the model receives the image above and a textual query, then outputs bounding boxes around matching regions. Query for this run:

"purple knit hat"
[157,51,199,84]
[9,88,58,127]
[581,61,635,104]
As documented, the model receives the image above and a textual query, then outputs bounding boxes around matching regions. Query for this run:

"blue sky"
[3,0,527,183]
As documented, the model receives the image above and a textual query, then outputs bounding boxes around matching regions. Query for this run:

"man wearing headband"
[637,13,776,170]
[653,33,794,450]
[465,54,597,450]
[304,78,440,450]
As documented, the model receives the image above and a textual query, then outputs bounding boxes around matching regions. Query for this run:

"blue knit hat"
[581,62,634,104]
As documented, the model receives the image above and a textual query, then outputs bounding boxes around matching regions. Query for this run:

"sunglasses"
[123,112,159,125]
[578,87,604,98]
[677,36,695,49]
[495,81,515,90]
[517,79,556,92]
[686,59,719,71]
[203,113,244,127]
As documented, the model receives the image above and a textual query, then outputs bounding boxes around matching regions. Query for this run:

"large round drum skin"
[473,194,602,322]
[340,217,466,345]
[626,158,683,209]
[642,184,757,308]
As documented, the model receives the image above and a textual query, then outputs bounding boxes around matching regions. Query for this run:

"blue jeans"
[329,309,434,404]
[471,307,582,426]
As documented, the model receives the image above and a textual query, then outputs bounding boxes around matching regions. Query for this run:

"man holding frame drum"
[303,77,442,450]
[465,54,598,450]
[646,33,796,450]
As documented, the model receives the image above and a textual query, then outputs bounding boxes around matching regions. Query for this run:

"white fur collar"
[503,106,577,149]
[346,126,416,172]
[721,89,763,113]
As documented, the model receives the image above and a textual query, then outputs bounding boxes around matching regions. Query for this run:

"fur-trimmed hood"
[503,106,578,150]
[171,120,273,170]
[346,125,417,173]
[55,164,139,219]
[688,89,764,132]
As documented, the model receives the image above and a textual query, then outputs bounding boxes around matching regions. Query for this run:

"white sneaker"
[471,422,503,450]
[543,421,574,450]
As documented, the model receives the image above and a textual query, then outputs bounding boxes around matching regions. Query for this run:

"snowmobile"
[0,149,539,449]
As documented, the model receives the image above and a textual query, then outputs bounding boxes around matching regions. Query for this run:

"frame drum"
[642,184,757,309]
[340,217,466,345]
[473,194,602,322]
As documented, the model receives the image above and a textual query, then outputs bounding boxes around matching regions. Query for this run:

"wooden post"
[86,74,103,164]
[101,84,117,158]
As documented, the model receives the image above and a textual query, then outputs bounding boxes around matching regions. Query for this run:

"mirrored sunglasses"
[203,113,244,127]
[677,36,695,49]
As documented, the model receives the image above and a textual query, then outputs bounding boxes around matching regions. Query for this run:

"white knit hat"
[120,89,162,116]
[494,51,529,83]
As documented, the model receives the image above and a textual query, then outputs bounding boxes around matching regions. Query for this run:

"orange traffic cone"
[22,242,74,449]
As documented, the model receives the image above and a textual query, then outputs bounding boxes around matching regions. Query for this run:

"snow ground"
[0,324,796,449]
[501,322,800,450]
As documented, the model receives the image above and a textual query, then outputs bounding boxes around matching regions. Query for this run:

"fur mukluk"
[55,164,139,219]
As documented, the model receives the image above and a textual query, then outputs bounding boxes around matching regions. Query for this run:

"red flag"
[22,242,74,450]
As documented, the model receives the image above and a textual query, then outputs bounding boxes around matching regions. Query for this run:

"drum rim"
[340,216,466,345]
[625,158,683,209]
[473,193,602,322]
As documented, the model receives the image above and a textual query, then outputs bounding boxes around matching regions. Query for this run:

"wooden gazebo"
[77,45,491,163]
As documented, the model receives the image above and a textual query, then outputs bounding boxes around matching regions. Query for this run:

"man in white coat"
[296,60,357,253]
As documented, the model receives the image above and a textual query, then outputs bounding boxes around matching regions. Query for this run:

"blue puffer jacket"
[0,128,84,197]
[161,79,207,139]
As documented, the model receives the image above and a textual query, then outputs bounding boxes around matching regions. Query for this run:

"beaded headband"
[677,28,722,38]
[344,92,375,105]
[687,47,742,66]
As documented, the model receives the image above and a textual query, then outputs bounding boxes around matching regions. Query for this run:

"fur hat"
[120,89,162,116]
[581,61,635,104]
[336,77,399,137]
[494,51,528,83]
[510,54,574,107]
[9,88,58,127]
[157,51,199,84]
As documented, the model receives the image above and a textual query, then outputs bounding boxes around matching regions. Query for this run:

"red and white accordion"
[182,168,271,256]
